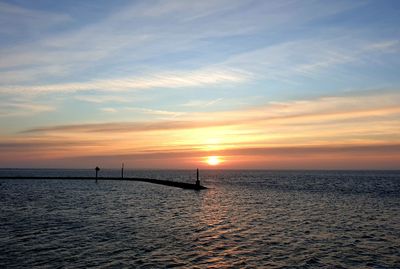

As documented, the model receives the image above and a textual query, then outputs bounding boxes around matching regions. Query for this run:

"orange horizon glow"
[0,92,399,169]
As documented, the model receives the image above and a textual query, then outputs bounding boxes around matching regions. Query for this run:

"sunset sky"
[0,0,399,169]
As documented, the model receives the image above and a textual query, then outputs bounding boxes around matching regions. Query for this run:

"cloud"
[221,144,400,156]
[21,120,228,134]
[1,68,249,95]
[100,108,118,113]
[0,139,100,150]
[365,40,399,52]
[0,65,72,84]
[123,107,185,117]
[0,0,255,81]
[74,95,129,103]
[182,98,223,108]
[0,0,363,86]
[72,144,400,161]
[21,90,400,134]
[100,106,185,117]
[0,2,71,36]
[222,37,400,83]
[0,102,54,117]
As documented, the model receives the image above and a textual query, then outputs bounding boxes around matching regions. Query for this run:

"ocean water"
[0,169,399,268]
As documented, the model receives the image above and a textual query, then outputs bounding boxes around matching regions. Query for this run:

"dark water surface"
[1,169,399,268]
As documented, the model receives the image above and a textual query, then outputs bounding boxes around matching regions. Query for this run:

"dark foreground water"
[0,169,399,268]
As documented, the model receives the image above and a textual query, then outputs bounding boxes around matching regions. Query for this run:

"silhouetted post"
[121,163,124,179]
[95,166,100,182]
[196,168,200,187]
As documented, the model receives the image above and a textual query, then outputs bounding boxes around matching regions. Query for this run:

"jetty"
[0,166,207,190]
[0,176,207,190]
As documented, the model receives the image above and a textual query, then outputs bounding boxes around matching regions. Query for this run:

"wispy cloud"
[21,90,400,136]
[123,107,185,118]
[0,0,363,85]
[60,144,400,161]
[0,2,71,36]
[99,107,184,117]
[222,37,400,83]
[100,107,118,113]
[74,95,129,103]
[1,68,249,94]
[364,40,399,52]
[182,98,223,108]
[21,120,223,134]
[0,102,54,117]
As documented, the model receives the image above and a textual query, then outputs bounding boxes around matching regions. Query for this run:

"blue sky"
[0,0,399,168]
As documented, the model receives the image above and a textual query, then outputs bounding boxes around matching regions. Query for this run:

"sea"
[0,169,399,268]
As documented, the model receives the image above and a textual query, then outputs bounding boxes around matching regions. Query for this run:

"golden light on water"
[206,156,222,166]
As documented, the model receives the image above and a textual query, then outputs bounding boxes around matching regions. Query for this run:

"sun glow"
[206,156,221,166]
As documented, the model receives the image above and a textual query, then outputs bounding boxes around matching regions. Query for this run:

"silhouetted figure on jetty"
[196,168,200,188]
[95,166,100,182]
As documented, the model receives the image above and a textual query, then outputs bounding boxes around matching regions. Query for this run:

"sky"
[0,0,399,169]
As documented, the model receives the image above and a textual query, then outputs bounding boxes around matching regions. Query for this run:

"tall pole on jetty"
[121,163,124,179]
[95,166,100,183]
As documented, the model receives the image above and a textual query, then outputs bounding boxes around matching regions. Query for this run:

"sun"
[206,156,221,166]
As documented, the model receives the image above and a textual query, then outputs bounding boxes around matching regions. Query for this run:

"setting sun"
[206,156,221,166]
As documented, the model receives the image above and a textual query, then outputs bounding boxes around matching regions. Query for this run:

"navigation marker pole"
[196,168,200,187]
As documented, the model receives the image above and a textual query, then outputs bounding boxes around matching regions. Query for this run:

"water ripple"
[0,170,399,268]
